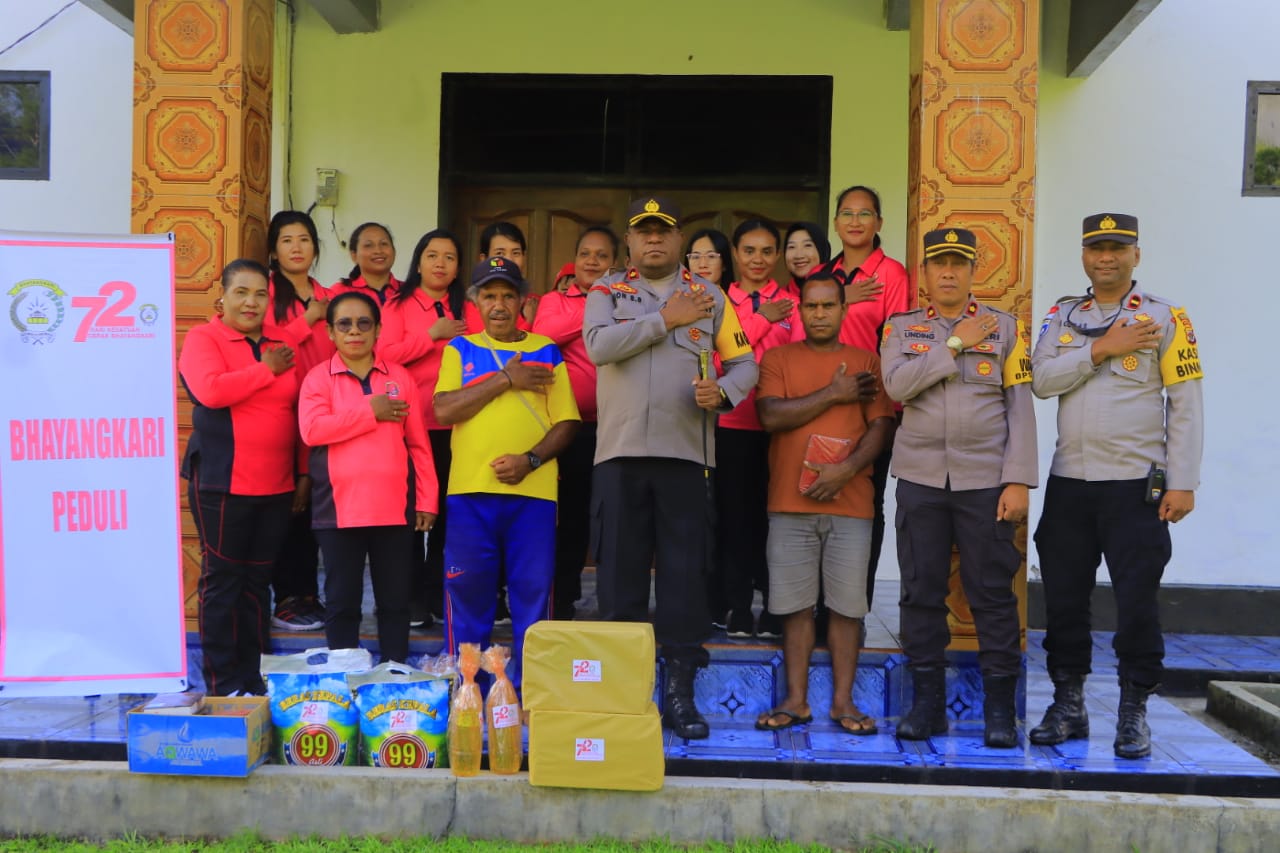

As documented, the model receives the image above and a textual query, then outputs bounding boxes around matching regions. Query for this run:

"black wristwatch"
[526,451,542,471]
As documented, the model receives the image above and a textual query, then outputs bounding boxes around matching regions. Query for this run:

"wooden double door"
[448,186,826,292]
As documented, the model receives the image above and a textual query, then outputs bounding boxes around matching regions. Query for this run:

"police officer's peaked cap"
[1081,213,1139,246]
[469,256,528,297]
[923,227,978,261]
[627,196,681,228]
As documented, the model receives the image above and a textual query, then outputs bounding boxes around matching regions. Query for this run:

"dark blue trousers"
[896,479,1022,677]
[443,493,556,689]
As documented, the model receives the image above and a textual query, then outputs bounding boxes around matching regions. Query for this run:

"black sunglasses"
[333,317,375,332]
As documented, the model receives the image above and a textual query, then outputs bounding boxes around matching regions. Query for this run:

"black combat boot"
[896,666,948,740]
[982,674,1019,748]
[662,658,709,740]
[1114,680,1154,759]
[1029,671,1089,745]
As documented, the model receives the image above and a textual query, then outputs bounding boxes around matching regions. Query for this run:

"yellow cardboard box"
[528,704,664,791]
[522,621,655,714]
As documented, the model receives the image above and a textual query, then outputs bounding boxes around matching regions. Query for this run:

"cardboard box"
[528,704,664,791]
[522,621,655,715]
[127,696,271,777]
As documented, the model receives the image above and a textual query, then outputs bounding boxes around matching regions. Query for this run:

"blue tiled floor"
[3,578,1278,796]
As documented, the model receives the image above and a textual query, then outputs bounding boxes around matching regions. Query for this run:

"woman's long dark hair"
[344,222,394,283]
[393,229,467,320]
[266,210,320,324]
[683,228,735,290]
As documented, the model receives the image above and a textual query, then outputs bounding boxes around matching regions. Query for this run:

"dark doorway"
[440,73,833,290]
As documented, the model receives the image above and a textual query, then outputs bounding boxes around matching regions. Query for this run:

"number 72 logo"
[71,281,137,342]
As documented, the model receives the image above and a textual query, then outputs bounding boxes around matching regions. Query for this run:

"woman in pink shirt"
[379,228,469,629]
[719,220,795,641]
[180,259,299,695]
[683,227,734,630]
[298,291,438,664]
[532,225,619,619]
[263,210,331,633]
[330,222,399,304]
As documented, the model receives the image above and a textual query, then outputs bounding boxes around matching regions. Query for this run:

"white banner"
[0,231,186,696]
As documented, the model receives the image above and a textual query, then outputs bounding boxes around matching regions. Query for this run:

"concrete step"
[2,759,1278,852]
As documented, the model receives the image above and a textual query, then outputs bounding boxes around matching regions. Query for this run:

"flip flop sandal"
[833,712,879,736]
[754,708,814,731]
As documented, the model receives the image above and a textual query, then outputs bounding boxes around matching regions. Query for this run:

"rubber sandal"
[833,711,879,736]
[754,708,814,731]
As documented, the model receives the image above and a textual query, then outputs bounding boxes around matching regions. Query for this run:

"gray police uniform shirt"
[1031,283,1203,490]
[882,302,1038,490]
[584,266,758,467]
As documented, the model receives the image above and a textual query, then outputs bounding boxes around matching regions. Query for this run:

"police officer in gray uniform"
[882,228,1037,748]
[584,197,758,740]
[1030,213,1203,759]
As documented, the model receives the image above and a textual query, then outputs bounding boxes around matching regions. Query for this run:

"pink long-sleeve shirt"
[299,353,438,528]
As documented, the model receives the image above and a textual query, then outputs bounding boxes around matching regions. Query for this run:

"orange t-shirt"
[756,342,895,518]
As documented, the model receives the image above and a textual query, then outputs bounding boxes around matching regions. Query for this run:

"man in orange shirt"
[753,272,895,734]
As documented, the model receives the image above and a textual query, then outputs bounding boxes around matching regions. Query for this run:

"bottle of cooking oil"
[448,643,483,776]
[483,645,523,774]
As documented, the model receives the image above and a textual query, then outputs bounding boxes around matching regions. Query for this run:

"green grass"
[0,835,938,853]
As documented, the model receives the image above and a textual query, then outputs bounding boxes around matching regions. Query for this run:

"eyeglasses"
[333,317,375,332]
[836,209,878,223]
[687,252,721,262]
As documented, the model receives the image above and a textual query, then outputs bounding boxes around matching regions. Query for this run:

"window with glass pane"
[1243,81,1280,196]
[0,71,51,181]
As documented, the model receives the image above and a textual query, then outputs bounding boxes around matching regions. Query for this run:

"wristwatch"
[526,451,543,471]
[946,335,964,354]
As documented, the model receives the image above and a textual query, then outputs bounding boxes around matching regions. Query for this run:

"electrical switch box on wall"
[315,168,339,206]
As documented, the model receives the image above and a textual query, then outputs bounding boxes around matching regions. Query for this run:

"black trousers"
[188,475,291,696]
[1035,475,1171,686]
[714,426,770,616]
[896,479,1021,677]
[553,421,596,617]
[316,525,413,665]
[593,458,711,666]
[411,428,453,615]
[271,504,319,604]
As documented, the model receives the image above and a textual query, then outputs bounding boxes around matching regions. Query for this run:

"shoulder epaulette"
[1139,291,1177,307]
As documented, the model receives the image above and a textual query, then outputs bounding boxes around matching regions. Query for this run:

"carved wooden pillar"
[131,0,274,619]
[907,0,1039,650]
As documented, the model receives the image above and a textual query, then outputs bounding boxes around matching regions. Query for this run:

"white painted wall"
[1033,0,1280,586]
[0,0,132,234]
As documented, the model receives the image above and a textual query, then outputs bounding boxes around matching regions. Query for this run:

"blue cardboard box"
[127,696,272,776]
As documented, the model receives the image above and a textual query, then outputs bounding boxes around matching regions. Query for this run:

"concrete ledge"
[1209,681,1280,755]
[1026,582,1280,637]
[3,760,1280,852]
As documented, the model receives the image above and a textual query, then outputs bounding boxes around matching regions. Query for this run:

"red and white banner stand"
[0,231,186,696]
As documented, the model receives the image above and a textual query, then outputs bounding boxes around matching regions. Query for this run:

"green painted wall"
[273,0,910,285]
